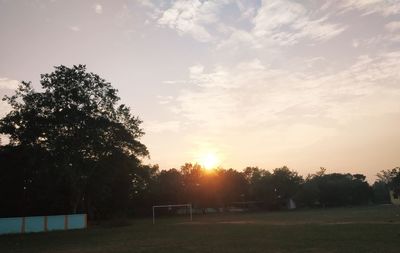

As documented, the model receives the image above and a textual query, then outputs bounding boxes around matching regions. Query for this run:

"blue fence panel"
[1,214,86,235]
[0,217,22,235]
[67,214,86,230]
[47,215,65,231]
[25,216,45,233]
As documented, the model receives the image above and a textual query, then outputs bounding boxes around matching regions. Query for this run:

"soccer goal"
[152,204,193,224]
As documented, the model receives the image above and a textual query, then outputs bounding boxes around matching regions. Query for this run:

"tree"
[272,167,303,199]
[0,65,148,218]
[372,181,390,204]
[301,172,372,207]
[154,169,184,204]
[242,166,303,210]
[375,167,400,203]
[376,168,400,189]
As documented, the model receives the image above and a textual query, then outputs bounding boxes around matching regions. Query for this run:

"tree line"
[0,66,399,219]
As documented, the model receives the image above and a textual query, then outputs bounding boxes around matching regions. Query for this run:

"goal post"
[152,204,193,224]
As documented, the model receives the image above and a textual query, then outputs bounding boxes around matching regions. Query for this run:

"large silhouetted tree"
[0,65,148,218]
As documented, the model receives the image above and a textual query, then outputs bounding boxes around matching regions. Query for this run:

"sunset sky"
[1,0,399,181]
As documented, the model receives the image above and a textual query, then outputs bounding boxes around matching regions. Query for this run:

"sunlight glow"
[199,153,219,170]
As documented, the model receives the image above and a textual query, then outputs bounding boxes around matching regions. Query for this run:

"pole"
[152,204,192,224]
[152,206,155,225]
[190,204,192,221]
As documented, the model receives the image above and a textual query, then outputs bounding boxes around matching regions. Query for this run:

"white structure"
[287,198,296,209]
[152,204,193,224]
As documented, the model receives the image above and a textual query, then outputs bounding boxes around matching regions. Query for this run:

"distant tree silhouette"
[242,166,303,210]
[271,166,303,207]
[154,169,184,204]
[374,167,400,203]
[376,168,400,187]
[372,181,390,204]
[295,171,372,207]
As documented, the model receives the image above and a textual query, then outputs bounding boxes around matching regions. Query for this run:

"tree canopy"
[0,65,148,218]
[1,65,147,157]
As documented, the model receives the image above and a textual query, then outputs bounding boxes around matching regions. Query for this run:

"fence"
[0,214,87,235]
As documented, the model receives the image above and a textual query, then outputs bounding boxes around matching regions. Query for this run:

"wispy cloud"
[0,78,19,90]
[350,33,400,49]
[143,0,346,47]
[136,0,156,9]
[385,21,400,32]
[147,51,399,167]
[94,3,103,14]
[164,51,400,136]
[251,0,347,46]
[0,78,18,119]
[340,0,400,16]
[0,100,11,118]
[68,25,81,32]
[156,0,230,42]
[145,120,181,133]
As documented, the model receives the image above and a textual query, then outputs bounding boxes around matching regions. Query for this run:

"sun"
[200,153,219,170]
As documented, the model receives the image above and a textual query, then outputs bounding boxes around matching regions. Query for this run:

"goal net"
[152,204,193,224]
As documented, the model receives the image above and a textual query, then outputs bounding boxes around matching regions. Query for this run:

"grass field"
[1,205,400,253]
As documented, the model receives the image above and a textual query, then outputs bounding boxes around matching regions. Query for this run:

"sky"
[1,0,400,181]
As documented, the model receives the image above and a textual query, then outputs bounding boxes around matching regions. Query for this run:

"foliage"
[374,167,400,202]
[372,181,390,204]
[295,170,372,207]
[132,164,375,212]
[0,65,148,218]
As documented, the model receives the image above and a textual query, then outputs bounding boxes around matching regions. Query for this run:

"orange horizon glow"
[197,152,219,171]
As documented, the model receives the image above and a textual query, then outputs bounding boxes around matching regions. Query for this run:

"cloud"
[252,0,306,37]
[68,26,81,32]
[0,97,12,145]
[189,64,204,76]
[142,0,346,47]
[385,21,400,32]
[217,0,346,51]
[0,78,19,90]
[340,0,400,16]
[94,3,103,14]
[145,120,181,133]
[352,39,360,48]
[251,0,346,45]
[156,95,178,106]
[216,27,262,50]
[136,0,156,9]
[350,33,400,48]
[337,52,400,89]
[165,51,400,136]
[151,51,400,165]
[0,100,11,118]
[0,78,18,120]
[156,0,229,42]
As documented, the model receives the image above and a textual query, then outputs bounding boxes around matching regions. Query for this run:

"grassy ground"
[1,205,400,253]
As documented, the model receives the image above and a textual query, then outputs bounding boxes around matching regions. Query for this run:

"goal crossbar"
[152,204,192,224]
